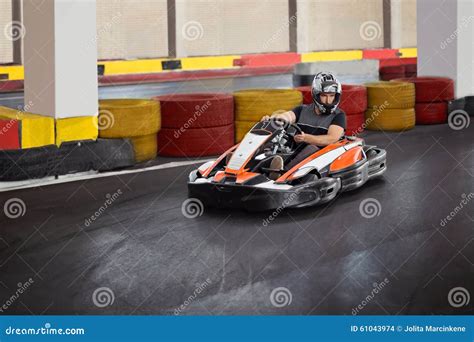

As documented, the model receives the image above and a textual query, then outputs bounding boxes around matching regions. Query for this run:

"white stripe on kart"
[227,132,269,171]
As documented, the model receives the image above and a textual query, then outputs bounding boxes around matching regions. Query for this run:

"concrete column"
[417,0,474,98]
[12,0,23,64]
[383,0,392,48]
[23,0,98,145]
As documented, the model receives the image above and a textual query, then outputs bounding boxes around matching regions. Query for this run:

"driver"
[261,72,346,179]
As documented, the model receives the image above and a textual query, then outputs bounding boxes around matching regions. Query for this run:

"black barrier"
[0,139,135,182]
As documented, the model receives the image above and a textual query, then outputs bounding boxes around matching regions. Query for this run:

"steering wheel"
[268,117,303,150]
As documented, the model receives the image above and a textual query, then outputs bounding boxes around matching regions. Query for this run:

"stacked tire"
[391,77,454,124]
[98,99,161,163]
[234,89,302,142]
[295,86,313,105]
[296,85,367,135]
[405,63,417,78]
[339,85,368,135]
[464,96,474,117]
[155,94,234,157]
[379,65,406,81]
[364,82,416,131]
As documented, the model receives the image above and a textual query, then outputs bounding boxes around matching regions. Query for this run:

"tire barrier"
[391,77,454,102]
[157,124,234,157]
[130,134,157,163]
[365,81,415,109]
[346,112,365,136]
[464,96,474,116]
[234,89,303,122]
[340,85,368,115]
[154,93,235,157]
[57,139,135,174]
[405,64,417,78]
[448,98,466,116]
[154,93,234,128]
[415,102,448,125]
[98,99,161,162]
[98,99,161,138]
[392,77,455,124]
[365,81,416,131]
[0,139,135,181]
[0,145,58,181]
[234,89,302,142]
[365,108,416,131]
[380,65,405,81]
[296,86,312,105]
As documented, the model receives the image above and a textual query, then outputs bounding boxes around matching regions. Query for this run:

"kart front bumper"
[188,177,341,211]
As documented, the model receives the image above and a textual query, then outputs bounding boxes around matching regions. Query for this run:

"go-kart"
[188,118,387,211]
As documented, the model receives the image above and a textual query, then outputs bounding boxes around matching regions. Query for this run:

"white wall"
[297,0,384,52]
[96,0,168,60]
[175,0,290,57]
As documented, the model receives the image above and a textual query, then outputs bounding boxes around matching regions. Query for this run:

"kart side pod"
[329,147,364,173]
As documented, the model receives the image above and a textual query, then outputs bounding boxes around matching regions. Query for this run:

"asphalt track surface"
[0,124,473,315]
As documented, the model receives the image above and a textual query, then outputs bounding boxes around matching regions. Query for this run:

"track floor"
[0,124,473,315]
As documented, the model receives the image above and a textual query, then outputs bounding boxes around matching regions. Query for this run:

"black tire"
[57,139,136,174]
[463,96,474,117]
[0,145,58,181]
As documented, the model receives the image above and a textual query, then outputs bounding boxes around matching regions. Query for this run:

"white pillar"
[23,0,98,119]
[417,0,474,98]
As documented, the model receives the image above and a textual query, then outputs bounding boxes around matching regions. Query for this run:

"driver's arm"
[260,111,296,124]
[298,124,344,146]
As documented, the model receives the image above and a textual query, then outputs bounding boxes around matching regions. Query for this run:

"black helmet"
[311,72,342,114]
